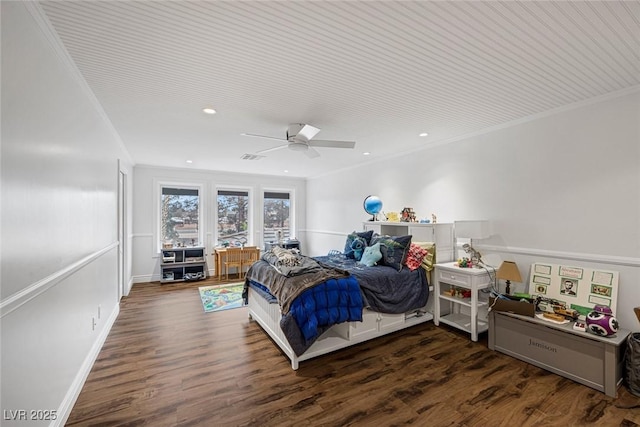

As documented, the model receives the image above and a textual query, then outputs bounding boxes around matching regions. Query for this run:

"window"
[263,191,291,244]
[160,186,200,247]
[217,190,249,246]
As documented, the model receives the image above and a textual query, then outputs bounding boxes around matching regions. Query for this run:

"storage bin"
[626,332,640,397]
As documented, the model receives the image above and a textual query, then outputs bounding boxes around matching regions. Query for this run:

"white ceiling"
[38,1,640,178]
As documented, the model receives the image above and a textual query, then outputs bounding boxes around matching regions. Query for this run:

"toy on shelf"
[586,305,619,337]
[400,207,417,222]
[443,287,472,299]
[457,257,474,268]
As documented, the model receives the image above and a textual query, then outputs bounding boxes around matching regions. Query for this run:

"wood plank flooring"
[67,278,640,426]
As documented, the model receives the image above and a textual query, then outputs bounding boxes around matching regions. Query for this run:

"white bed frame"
[247,286,434,369]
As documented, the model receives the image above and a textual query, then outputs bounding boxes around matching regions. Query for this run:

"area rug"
[199,283,245,313]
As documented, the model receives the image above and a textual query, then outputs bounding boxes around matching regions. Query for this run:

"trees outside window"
[161,187,200,247]
[263,191,290,244]
[217,190,249,246]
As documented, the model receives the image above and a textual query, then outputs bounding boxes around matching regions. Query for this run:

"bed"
[244,231,437,370]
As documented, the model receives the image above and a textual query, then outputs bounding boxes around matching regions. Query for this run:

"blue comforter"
[245,253,428,356]
[288,275,362,343]
[247,271,363,356]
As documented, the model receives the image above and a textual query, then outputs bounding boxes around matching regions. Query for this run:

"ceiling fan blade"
[304,147,321,158]
[255,144,288,155]
[241,133,287,142]
[308,140,356,149]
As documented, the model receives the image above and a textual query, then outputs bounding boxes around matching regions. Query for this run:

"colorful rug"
[199,283,245,313]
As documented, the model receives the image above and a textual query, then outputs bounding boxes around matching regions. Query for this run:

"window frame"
[215,186,253,247]
[155,181,204,253]
[261,187,295,248]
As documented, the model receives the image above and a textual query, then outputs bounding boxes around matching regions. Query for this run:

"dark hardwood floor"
[67,277,640,426]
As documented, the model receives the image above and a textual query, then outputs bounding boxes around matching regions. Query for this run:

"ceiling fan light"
[288,142,308,151]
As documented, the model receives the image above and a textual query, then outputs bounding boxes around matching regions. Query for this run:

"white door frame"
[117,161,127,299]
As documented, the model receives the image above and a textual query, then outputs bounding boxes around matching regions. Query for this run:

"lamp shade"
[496,261,522,283]
[454,220,491,239]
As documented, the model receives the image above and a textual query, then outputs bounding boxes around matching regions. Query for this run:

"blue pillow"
[360,242,382,267]
[344,230,374,258]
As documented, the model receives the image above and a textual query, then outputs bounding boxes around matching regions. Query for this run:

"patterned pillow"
[360,242,382,267]
[405,243,429,271]
[372,234,412,271]
[412,241,436,272]
[344,230,374,259]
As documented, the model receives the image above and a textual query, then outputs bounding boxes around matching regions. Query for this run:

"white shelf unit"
[362,221,454,262]
[160,246,207,283]
[434,262,493,341]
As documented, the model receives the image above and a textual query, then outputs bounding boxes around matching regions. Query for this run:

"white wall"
[1,3,133,426]
[132,165,306,282]
[305,90,640,331]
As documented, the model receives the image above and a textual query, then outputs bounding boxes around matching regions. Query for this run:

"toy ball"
[586,305,619,337]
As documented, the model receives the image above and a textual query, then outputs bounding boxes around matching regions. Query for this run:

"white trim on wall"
[476,244,640,268]
[300,228,350,237]
[0,242,119,317]
[55,303,119,427]
[305,228,639,268]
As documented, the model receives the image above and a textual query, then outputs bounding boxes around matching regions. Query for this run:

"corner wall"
[305,90,640,330]
[1,3,133,425]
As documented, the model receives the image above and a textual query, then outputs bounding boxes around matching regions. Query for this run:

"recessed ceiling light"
[419,132,429,137]
[283,170,289,173]
[186,160,193,164]
[363,152,371,156]
[202,108,217,115]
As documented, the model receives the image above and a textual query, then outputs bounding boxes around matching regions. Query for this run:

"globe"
[363,195,383,221]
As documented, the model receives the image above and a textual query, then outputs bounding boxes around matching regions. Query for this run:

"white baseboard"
[54,303,120,427]
[132,274,157,284]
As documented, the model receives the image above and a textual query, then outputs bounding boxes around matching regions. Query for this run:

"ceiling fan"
[241,123,356,158]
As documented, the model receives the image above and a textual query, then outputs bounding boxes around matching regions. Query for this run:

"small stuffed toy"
[351,237,366,261]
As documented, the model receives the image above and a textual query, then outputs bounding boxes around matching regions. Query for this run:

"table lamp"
[454,220,491,266]
[496,261,522,294]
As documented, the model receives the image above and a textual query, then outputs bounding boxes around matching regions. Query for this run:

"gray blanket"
[247,256,349,314]
[314,255,429,314]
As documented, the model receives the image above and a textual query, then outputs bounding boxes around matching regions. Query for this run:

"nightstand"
[434,262,495,341]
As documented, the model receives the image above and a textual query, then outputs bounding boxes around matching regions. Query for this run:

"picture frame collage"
[528,263,619,316]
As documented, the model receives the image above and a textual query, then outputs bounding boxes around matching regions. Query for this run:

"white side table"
[434,262,494,341]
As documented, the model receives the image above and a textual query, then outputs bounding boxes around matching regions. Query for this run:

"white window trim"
[154,180,205,253]
[261,186,296,248]
[214,185,253,247]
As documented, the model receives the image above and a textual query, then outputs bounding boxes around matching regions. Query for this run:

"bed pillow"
[372,234,412,271]
[405,243,429,271]
[344,230,374,258]
[360,242,382,267]
[412,241,436,272]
